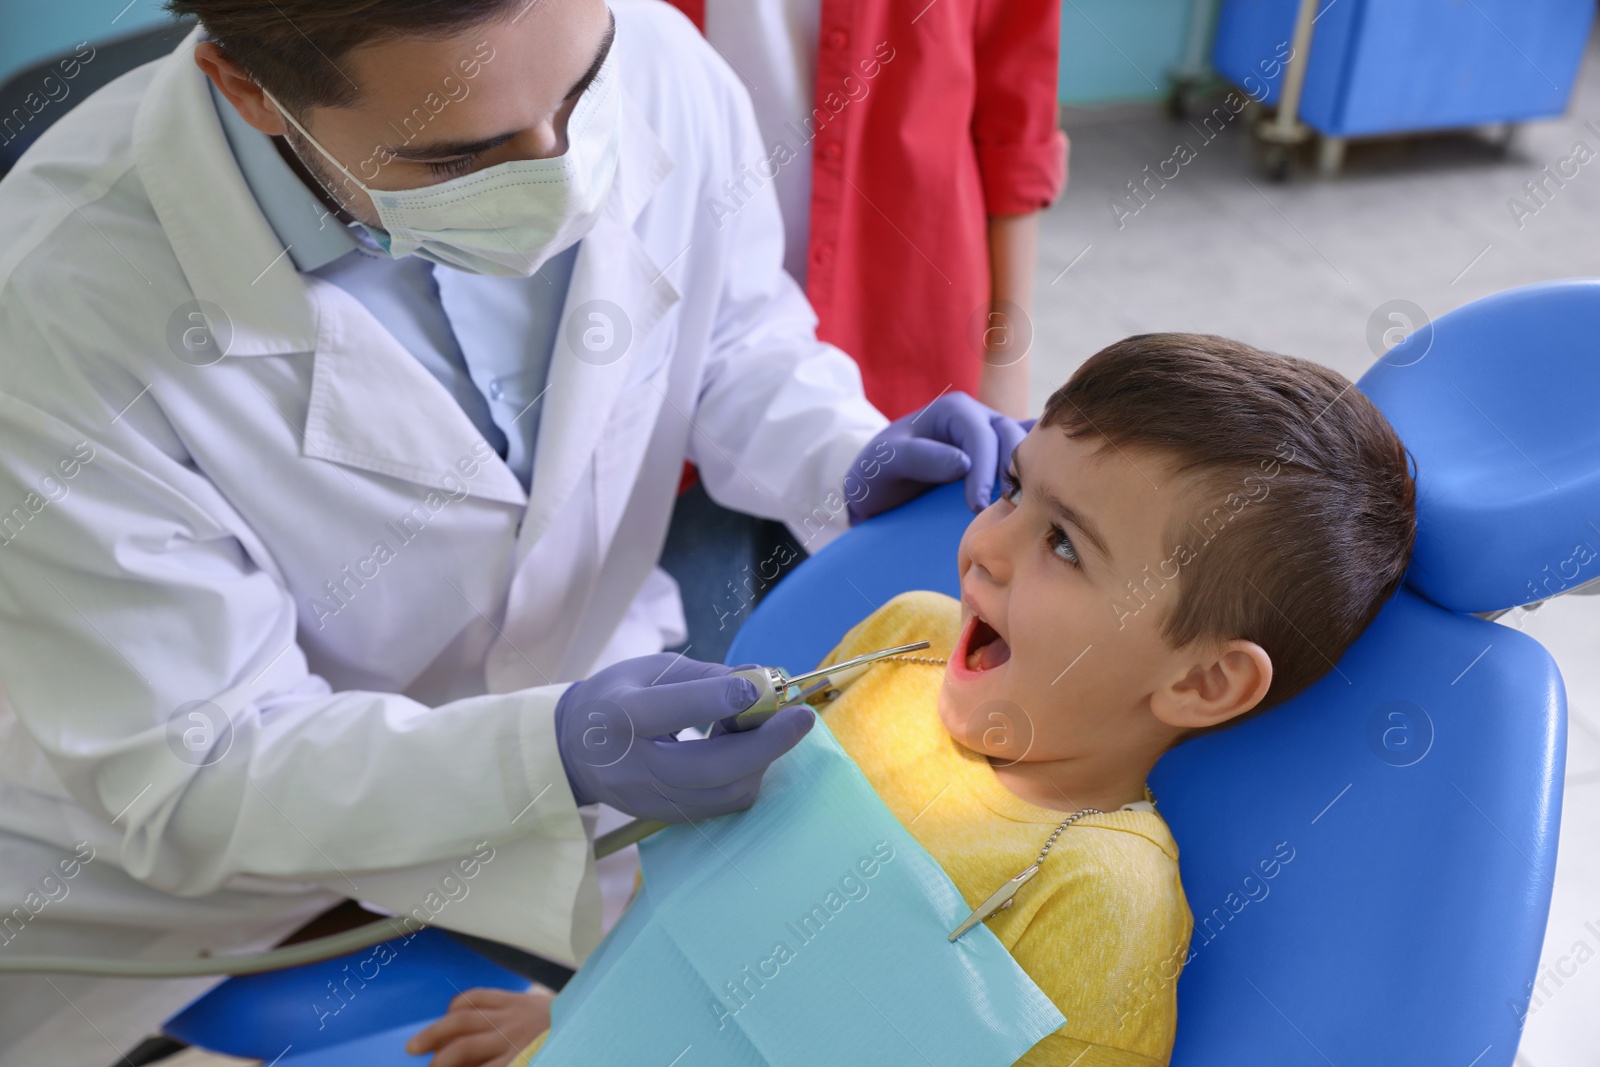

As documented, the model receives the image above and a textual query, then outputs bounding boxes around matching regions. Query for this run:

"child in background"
[665,0,1066,420]
[410,333,1418,1065]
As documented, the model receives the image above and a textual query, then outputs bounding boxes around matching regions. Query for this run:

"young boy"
[408,332,1418,1066]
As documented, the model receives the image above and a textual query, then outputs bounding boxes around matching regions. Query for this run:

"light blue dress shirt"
[208,81,575,492]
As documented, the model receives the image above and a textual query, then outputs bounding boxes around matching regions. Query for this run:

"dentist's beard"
[277,125,386,233]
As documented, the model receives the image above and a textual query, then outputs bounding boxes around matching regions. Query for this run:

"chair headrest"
[1359,278,1600,613]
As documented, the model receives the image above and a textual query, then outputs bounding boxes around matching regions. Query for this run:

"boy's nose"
[965,514,1019,586]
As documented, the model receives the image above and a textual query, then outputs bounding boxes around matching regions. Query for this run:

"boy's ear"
[1151,639,1273,732]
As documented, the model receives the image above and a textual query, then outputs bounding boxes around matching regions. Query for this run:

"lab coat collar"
[300,277,530,505]
[205,76,360,274]
[610,90,675,226]
[519,92,678,545]
[133,27,319,357]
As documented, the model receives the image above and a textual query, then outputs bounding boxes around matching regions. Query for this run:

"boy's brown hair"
[1039,333,1416,729]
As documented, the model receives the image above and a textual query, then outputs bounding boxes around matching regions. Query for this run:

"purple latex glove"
[846,392,1029,524]
[555,653,814,822]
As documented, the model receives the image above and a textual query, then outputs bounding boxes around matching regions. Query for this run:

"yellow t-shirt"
[816,591,1192,1065]
[514,590,1190,1066]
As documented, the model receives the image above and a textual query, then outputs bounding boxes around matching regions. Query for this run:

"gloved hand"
[847,392,1028,524]
[554,653,814,823]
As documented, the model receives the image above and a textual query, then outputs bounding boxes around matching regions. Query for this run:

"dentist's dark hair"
[164,0,520,111]
[1038,333,1417,731]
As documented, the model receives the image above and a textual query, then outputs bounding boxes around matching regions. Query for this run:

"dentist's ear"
[1150,639,1273,732]
[193,42,291,138]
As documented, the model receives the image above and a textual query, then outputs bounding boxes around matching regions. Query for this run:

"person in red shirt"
[668,0,1067,420]
[649,0,1065,674]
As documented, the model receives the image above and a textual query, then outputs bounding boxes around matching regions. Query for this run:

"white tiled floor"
[1026,31,1600,1067]
[1508,596,1600,1067]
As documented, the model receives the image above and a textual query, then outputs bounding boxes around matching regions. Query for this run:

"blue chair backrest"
[728,481,1565,1066]
[1359,278,1600,613]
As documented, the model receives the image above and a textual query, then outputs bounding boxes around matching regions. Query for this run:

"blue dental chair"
[162,280,1581,1065]
[730,491,1560,1067]
[725,283,1581,1065]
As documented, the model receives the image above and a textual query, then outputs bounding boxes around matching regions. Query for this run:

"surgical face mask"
[261,48,621,277]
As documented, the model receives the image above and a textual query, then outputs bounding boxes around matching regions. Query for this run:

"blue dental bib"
[531,719,1065,1066]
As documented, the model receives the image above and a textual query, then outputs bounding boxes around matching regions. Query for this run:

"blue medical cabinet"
[1212,0,1593,175]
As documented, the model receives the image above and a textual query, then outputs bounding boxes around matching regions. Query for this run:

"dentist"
[0,0,1023,1061]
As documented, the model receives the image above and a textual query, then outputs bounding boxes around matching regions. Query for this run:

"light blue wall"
[1061,0,1201,104]
[4,1,1207,112]
[0,0,176,82]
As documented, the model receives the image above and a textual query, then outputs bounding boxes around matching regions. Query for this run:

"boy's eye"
[1048,524,1081,567]
[427,153,480,179]
[1003,469,1082,568]
[1002,471,1023,506]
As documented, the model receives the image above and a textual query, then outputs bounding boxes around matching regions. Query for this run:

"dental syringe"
[723,640,932,731]
[594,640,931,858]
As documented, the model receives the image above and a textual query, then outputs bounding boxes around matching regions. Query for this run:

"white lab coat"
[0,3,887,1062]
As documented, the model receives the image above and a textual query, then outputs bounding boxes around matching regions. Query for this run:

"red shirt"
[668,0,1067,420]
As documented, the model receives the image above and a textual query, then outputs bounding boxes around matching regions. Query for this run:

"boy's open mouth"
[961,613,1012,673]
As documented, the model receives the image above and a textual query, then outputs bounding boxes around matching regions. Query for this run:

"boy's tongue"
[966,628,1012,672]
